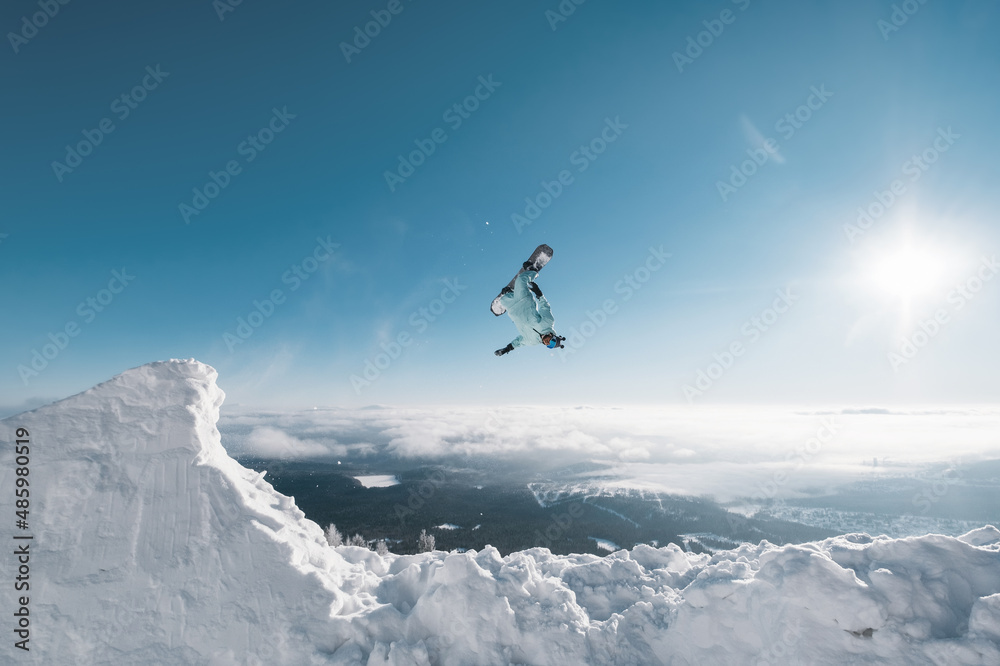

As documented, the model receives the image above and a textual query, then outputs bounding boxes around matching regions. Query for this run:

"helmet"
[544,334,565,349]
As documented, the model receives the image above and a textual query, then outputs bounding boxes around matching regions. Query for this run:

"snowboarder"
[494,256,566,357]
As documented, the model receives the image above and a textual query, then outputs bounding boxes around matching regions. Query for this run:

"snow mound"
[2,360,999,665]
[1,360,361,665]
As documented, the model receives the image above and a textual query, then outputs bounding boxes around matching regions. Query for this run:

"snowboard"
[490,244,553,316]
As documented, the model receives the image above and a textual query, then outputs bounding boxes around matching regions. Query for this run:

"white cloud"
[608,437,651,461]
[243,426,333,459]
[740,114,786,164]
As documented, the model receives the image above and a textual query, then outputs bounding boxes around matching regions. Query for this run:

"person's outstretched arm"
[495,335,524,356]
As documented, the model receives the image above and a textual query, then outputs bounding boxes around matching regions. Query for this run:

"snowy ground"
[730,502,988,540]
[1,360,999,665]
[355,474,401,488]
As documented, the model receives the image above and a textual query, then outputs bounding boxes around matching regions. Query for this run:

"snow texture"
[2,360,999,665]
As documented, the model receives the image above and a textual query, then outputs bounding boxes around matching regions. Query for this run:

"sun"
[869,244,947,302]
[855,229,969,316]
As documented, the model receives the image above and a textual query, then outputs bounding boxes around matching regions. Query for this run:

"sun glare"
[855,229,972,315]
[870,244,946,300]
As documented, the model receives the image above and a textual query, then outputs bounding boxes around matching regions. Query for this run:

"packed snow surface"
[354,474,400,488]
[2,360,999,665]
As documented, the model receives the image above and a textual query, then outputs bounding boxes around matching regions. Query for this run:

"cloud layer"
[218,405,1000,501]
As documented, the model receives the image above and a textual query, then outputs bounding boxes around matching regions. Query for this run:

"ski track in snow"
[583,499,641,528]
[1,360,999,665]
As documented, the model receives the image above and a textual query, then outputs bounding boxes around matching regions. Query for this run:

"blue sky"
[2,0,999,411]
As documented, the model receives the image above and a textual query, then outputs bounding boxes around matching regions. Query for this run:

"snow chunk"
[958,524,1000,548]
[969,593,1000,642]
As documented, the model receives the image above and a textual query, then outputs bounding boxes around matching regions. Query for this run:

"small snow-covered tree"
[417,529,435,553]
[375,539,390,556]
[325,523,343,547]
[348,533,367,547]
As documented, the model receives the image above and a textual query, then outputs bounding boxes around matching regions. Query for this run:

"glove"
[494,343,514,357]
[529,282,542,298]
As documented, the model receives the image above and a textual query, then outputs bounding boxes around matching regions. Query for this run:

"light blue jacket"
[501,271,555,348]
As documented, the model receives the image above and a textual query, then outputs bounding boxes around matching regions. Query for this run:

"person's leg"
[512,270,537,299]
